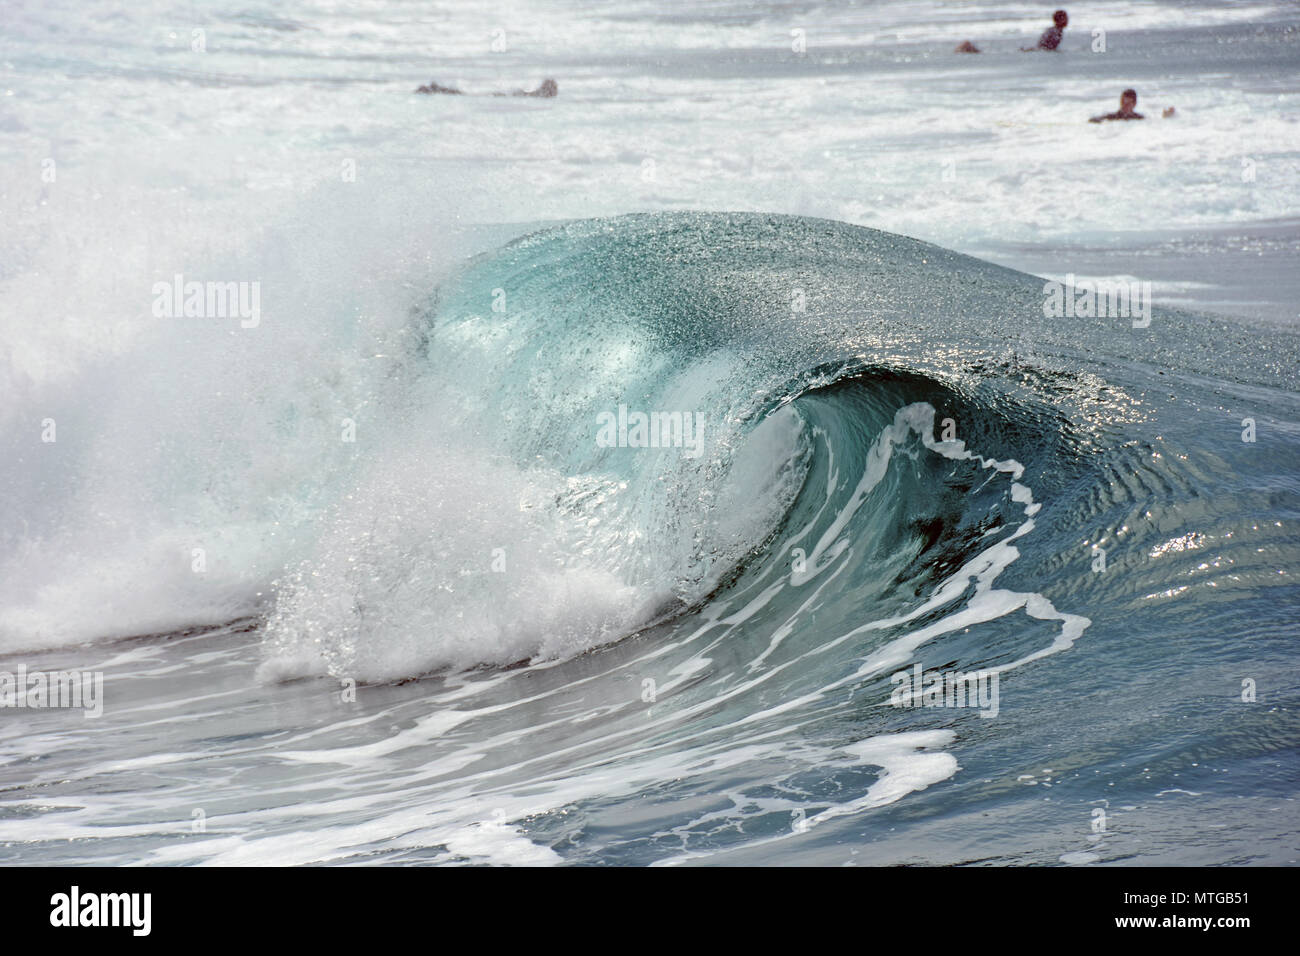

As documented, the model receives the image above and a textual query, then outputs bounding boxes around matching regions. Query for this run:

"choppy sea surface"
[0,1,1297,865]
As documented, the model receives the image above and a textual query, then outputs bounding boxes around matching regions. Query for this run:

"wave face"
[3,212,1299,865]
[259,212,1102,681]
[259,211,1295,684]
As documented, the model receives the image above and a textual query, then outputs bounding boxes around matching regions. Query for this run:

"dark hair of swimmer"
[1054,10,1069,29]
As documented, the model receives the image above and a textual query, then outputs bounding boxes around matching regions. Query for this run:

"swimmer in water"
[416,78,558,97]
[954,40,981,54]
[1022,10,1068,51]
[414,81,464,95]
[494,78,558,98]
[1090,88,1145,122]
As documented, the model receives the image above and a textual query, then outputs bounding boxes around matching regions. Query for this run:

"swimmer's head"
[1054,10,1069,28]
[538,78,558,97]
[1121,88,1137,110]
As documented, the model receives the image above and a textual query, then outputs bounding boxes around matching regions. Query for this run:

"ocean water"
[0,1,1297,866]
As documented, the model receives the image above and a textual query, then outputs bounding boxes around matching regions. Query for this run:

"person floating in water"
[415,78,558,98]
[954,40,981,54]
[493,78,558,98]
[1022,10,1068,51]
[414,81,463,95]
[1090,88,1144,122]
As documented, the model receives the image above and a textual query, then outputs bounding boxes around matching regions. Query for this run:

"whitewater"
[0,0,1297,865]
